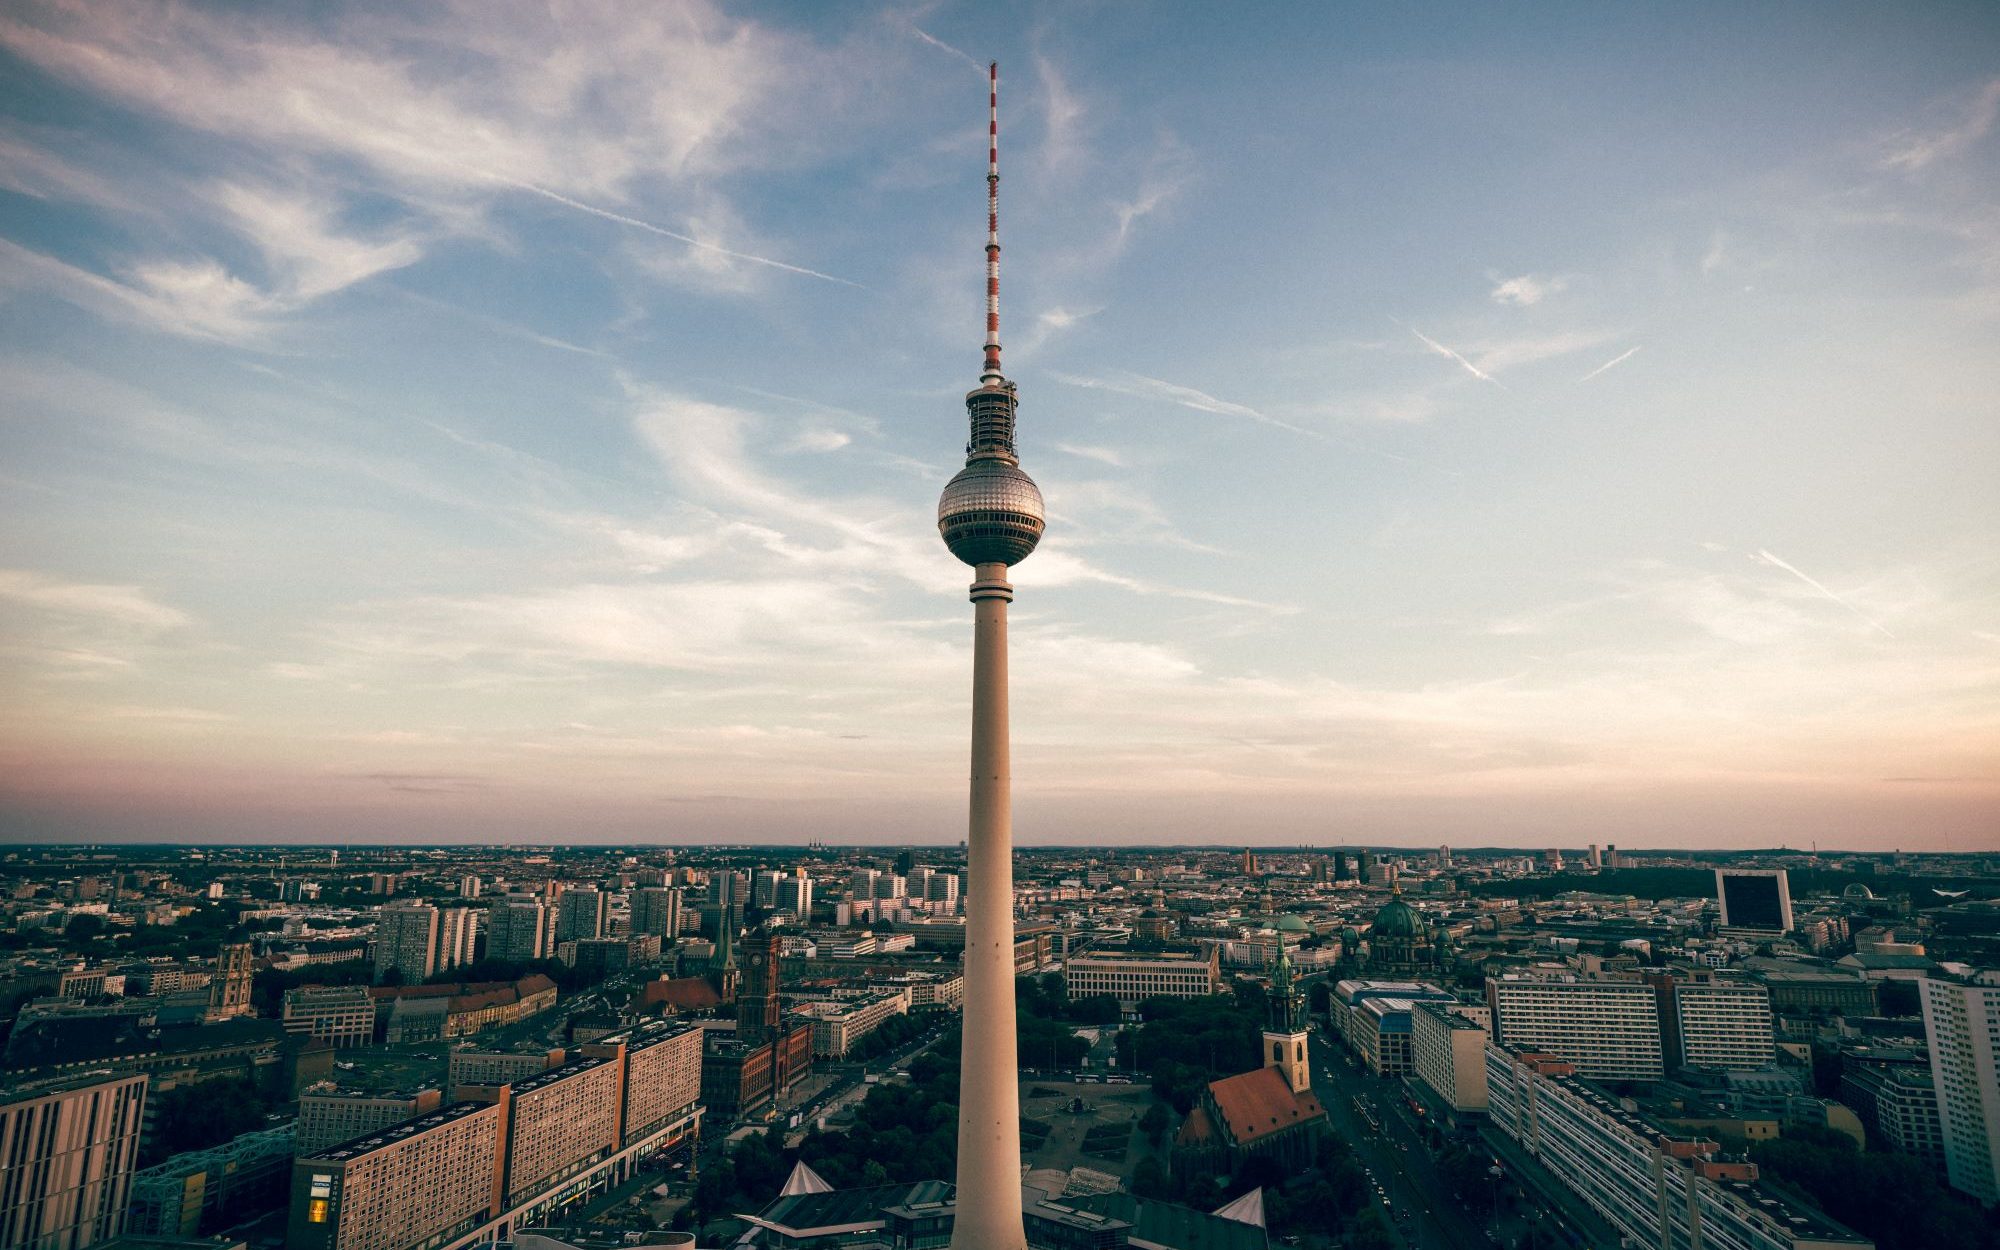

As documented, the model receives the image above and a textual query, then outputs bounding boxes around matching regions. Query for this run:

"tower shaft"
[952,562,1024,1250]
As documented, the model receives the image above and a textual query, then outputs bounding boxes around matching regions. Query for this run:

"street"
[1307,1029,1493,1250]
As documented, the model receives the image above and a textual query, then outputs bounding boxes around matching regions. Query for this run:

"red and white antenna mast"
[981,61,1004,385]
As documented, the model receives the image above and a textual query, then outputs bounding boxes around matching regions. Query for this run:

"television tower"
[938,62,1042,1250]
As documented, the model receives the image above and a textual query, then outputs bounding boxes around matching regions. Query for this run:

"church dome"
[1372,896,1423,938]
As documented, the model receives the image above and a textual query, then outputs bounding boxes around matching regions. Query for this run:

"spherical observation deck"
[938,458,1044,567]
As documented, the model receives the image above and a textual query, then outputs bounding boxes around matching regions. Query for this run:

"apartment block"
[0,1072,148,1250]
[1487,975,1665,1081]
[1921,973,2000,1204]
[1486,1043,1870,1250]
[283,986,378,1049]
[1673,982,1775,1071]
[374,903,440,985]
[446,1047,563,1101]
[581,1021,701,1146]
[288,1100,506,1250]
[1411,1000,1492,1113]
[296,1088,442,1158]
[494,1056,621,1205]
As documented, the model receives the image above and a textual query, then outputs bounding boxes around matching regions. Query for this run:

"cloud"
[0,570,190,632]
[0,238,275,343]
[1111,132,1195,250]
[210,182,424,301]
[0,0,862,337]
[1037,55,1088,176]
[1054,443,1127,468]
[1490,273,1567,307]
[1883,78,2000,172]
[783,428,853,454]
[1577,345,1641,383]
[907,24,985,77]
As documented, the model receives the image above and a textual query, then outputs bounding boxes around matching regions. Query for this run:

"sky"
[0,2,1996,850]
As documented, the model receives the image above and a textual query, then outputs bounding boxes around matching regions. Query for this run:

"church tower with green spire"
[1264,943,1310,1092]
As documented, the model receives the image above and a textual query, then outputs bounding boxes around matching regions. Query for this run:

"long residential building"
[1064,948,1221,1009]
[296,1088,442,1158]
[1486,1043,1871,1250]
[290,1021,703,1250]
[0,1071,149,1250]
[1487,974,1665,1081]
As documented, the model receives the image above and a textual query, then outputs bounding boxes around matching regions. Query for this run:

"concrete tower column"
[953,562,1024,1250]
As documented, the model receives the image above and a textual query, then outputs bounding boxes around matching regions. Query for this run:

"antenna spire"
[981,61,1003,385]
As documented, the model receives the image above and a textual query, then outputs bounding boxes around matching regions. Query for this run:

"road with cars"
[1308,1028,1493,1250]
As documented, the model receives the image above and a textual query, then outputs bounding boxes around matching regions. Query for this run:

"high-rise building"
[1668,982,1774,1071]
[1486,975,1665,1081]
[849,868,880,901]
[1545,847,1564,872]
[0,1072,149,1250]
[436,907,477,974]
[935,63,1045,1250]
[1716,869,1794,936]
[554,887,607,945]
[1921,972,2000,1205]
[375,902,439,984]
[632,886,683,940]
[488,897,552,963]
[460,875,483,899]
[1241,849,1259,877]
[208,940,255,1020]
[753,870,784,910]
[288,1100,505,1250]
[1588,843,1603,869]
[775,872,815,918]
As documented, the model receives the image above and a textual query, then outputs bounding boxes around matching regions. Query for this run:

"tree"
[145,1077,266,1164]
[1140,1100,1175,1145]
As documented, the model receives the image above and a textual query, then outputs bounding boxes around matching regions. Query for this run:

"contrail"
[1400,321,1508,389]
[910,25,986,75]
[1578,345,1641,383]
[499,177,864,288]
[1753,548,1895,638]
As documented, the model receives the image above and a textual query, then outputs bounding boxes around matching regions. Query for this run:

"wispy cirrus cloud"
[0,570,190,632]
[0,0,861,336]
[1883,77,2000,172]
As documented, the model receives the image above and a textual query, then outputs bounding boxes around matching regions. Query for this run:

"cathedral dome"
[1372,895,1423,938]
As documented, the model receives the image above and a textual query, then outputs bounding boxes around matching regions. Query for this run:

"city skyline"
[2,3,1998,848]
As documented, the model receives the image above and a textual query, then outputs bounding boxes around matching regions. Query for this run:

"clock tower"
[738,926,782,1046]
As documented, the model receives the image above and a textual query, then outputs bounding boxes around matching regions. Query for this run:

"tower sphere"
[938,456,1044,567]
